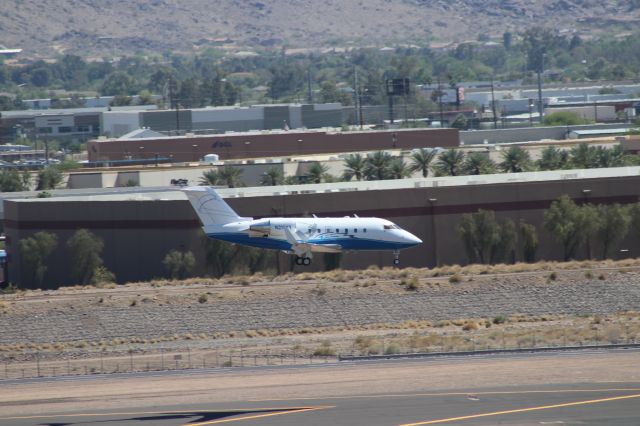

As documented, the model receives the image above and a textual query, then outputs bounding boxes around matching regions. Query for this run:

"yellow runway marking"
[249,387,640,402]
[398,393,640,425]
[187,406,332,425]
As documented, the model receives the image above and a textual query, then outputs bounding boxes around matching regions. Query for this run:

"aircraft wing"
[284,228,342,254]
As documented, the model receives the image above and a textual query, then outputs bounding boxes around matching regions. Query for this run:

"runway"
[2,350,640,425]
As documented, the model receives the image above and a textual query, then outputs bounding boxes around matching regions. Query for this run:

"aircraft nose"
[403,231,422,245]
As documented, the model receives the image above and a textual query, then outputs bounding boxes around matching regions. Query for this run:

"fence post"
[129,349,134,372]
[67,358,71,376]
[36,352,41,377]
[100,350,104,374]
[187,347,191,369]
[161,348,165,370]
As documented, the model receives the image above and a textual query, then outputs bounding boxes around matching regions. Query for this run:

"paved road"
[2,351,640,425]
[3,383,640,425]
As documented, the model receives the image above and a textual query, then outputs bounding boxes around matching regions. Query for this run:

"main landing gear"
[393,250,400,266]
[295,255,312,266]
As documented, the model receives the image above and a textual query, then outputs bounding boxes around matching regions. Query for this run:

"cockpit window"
[384,224,400,230]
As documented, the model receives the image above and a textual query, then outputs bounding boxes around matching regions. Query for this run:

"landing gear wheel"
[393,258,400,266]
[295,256,312,266]
[393,250,400,267]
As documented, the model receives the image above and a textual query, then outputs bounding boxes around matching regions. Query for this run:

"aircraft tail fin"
[182,186,252,226]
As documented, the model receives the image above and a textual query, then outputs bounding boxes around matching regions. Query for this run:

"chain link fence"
[2,322,638,380]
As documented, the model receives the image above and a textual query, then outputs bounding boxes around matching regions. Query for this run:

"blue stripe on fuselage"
[206,233,417,251]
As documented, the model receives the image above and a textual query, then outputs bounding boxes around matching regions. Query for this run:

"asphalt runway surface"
[2,352,640,425]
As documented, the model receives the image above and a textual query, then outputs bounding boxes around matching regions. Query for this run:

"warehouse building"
[87,128,459,162]
[5,166,640,289]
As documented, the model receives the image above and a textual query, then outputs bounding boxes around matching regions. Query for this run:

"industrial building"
[6,167,640,289]
[87,128,459,162]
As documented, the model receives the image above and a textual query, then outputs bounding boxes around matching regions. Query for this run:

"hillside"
[2,0,640,58]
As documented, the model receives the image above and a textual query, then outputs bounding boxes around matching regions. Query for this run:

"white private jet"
[183,186,422,266]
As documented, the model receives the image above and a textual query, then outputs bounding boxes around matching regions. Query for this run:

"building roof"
[6,166,640,206]
[118,128,166,140]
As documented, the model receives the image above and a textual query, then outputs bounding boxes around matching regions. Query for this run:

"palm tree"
[536,145,569,170]
[260,166,284,186]
[499,146,532,173]
[364,151,393,180]
[388,158,411,179]
[569,143,598,169]
[199,169,220,186]
[217,165,244,188]
[342,153,366,181]
[409,148,437,178]
[307,162,329,184]
[462,152,496,175]
[595,144,629,168]
[433,149,465,176]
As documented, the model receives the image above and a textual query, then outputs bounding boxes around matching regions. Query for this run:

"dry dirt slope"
[2,0,640,57]
[1,266,640,346]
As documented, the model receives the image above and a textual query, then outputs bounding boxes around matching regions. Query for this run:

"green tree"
[0,169,29,192]
[409,148,437,178]
[36,166,63,190]
[596,204,631,259]
[100,71,134,96]
[458,209,500,264]
[433,149,465,176]
[343,153,367,181]
[163,249,196,279]
[542,111,589,126]
[260,166,284,186]
[66,229,105,285]
[201,234,240,278]
[462,152,496,175]
[536,145,569,170]
[217,166,244,188]
[569,143,599,169]
[19,231,58,288]
[199,169,219,186]
[307,162,330,184]
[491,218,516,264]
[388,158,411,179]
[30,67,52,87]
[450,114,468,129]
[543,195,589,261]
[364,151,393,180]
[519,221,538,263]
[499,145,531,173]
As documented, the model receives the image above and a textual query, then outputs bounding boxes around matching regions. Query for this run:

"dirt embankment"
[1,262,639,363]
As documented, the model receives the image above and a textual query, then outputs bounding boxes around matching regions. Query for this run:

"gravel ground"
[1,268,639,346]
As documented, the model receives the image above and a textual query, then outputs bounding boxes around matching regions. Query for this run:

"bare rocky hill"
[2,0,640,58]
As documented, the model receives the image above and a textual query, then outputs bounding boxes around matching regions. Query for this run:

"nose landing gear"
[393,250,400,266]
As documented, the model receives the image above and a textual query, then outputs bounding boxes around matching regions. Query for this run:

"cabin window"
[354,229,358,233]
[335,228,339,233]
[363,228,367,232]
[344,229,348,234]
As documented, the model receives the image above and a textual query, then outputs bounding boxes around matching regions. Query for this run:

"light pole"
[297,139,302,155]
[528,98,534,127]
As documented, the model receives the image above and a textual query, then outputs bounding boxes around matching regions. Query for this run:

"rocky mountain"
[1,0,639,58]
